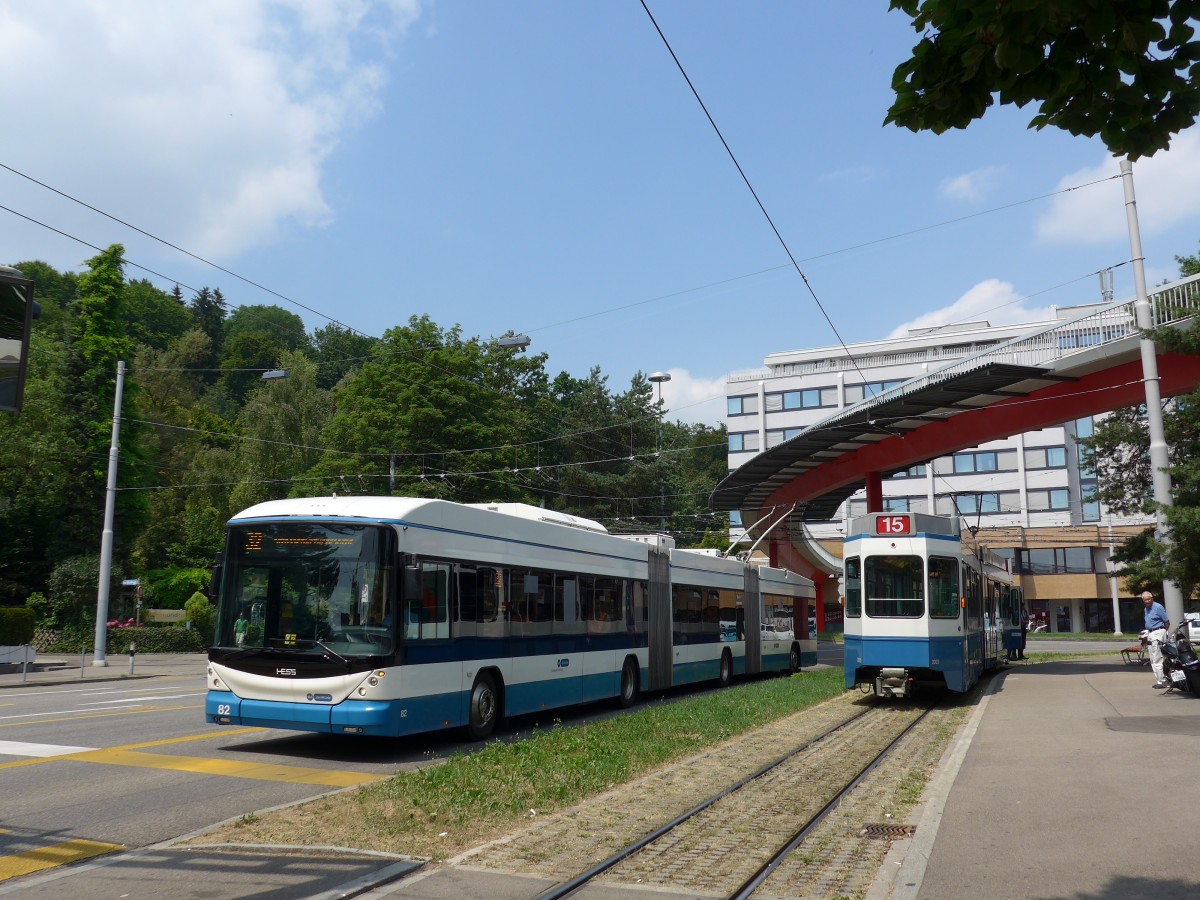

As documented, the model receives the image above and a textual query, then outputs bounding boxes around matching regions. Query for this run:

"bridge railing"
[811,272,1200,430]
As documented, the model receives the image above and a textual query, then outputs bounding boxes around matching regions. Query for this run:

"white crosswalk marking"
[0,740,97,758]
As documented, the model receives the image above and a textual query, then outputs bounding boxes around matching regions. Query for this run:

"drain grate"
[859,823,916,840]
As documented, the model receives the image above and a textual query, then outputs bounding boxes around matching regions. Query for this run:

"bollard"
[80,645,86,679]
[128,642,137,676]
[22,643,28,682]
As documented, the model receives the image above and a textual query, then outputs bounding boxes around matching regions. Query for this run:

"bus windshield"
[217,522,395,656]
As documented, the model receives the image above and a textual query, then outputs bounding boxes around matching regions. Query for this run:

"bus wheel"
[467,672,499,740]
[718,651,732,688]
[788,645,800,674]
[617,658,640,708]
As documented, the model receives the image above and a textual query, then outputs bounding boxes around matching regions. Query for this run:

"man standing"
[1142,591,1170,689]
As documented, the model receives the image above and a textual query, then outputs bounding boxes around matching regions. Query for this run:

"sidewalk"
[873,656,1200,900]
[0,650,208,688]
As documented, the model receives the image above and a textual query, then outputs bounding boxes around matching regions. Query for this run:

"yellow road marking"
[0,728,381,786]
[65,748,382,786]
[0,839,123,880]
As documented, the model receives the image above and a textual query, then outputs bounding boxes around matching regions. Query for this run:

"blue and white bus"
[205,497,817,738]
[843,512,1020,698]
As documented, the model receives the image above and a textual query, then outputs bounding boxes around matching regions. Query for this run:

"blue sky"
[4,1,1200,425]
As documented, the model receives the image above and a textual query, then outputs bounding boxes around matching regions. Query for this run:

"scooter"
[1158,621,1200,694]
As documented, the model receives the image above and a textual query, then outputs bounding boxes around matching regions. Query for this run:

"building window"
[1016,547,1095,575]
[1028,488,1070,511]
[764,386,837,413]
[728,395,758,416]
[728,432,760,453]
[891,464,926,479]
[1080,477,1100,522]
[729,510,742,526]
[765,427,804,448]
[845,379,905,404]
[936,492,1016,517]
[882,497,909,512]
[1025,446,1068,469]
[951,450,1015,474]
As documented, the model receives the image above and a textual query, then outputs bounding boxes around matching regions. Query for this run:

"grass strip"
[222,669,846,858]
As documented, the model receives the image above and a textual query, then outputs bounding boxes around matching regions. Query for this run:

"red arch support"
[762,352,1200,512]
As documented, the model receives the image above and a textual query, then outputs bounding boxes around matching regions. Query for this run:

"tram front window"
[865,555,924,617]
[218,523,395,655]
[928,556,961,618]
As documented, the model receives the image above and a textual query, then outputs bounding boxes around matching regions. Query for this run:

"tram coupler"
[875,667,912,699]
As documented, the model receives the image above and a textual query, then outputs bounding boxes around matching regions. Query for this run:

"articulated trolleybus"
[206,496,816,739]
[843,512,1021,698]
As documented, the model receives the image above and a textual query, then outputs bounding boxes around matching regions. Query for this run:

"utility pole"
[649,372,671,530]
[93,360,126,666]
[1122,158,1184,627]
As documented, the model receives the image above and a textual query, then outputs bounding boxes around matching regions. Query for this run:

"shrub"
[105,625,205,654]
[184,591,216,647]
[0,607,35,644]
[47,554,122,629]
[32,624,204,654]
[143,568,212,610]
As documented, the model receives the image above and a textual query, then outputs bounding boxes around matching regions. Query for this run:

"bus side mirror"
[0,268,37,415]
[210,552,225,600]
[403,566,420,603]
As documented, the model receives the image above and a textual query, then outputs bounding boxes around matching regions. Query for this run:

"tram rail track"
[456,692,957,899]
[541,701,934,899]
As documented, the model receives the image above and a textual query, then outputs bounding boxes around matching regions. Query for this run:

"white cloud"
[1036,128,1200,244]
[653,368,727,427]
[0,0,420,266]
[938,165,1003,202]
[887,278,1058,338]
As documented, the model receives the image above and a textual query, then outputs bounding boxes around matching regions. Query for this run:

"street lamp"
[649,372,671,529]
[495,334,531,350]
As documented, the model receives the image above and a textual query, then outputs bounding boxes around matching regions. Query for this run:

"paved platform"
[872,657,1200,900]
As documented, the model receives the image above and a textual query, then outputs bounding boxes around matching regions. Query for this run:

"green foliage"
[25,592,51,626]
[886,0,1200,159]
[47,554,120,630]
[142,568,212,609]
[0,607,35,644]
[35,624,205,654]
[2,259,739,609]
[184,591,216,645]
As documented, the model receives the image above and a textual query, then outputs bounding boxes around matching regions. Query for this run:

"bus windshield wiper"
[310,638,352,669]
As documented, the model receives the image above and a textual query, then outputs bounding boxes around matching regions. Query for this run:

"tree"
[223,304,310,354]
[886,1,1200,159]
[310,322,378,389]
[124,278,193,350]
[309,316,545,503]
[1178,241,1200,276]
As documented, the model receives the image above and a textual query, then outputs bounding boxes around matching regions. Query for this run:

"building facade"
[725,309,1155,634]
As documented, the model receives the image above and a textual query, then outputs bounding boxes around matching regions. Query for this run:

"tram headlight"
[368,676,379,686]
[359,686,368,696]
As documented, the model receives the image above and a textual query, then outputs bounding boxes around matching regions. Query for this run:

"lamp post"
[649,372,671,530]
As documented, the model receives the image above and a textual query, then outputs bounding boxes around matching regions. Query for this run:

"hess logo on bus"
[276,667,298,676]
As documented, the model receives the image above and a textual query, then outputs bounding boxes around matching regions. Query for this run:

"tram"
[843,512,1021,698]
[205,496,817,739]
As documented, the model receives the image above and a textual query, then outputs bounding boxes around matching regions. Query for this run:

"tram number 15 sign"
[876,514,912,536]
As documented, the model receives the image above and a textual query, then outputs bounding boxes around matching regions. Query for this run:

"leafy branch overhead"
[886,0,1200,159]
